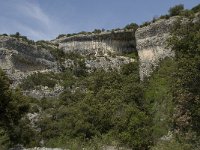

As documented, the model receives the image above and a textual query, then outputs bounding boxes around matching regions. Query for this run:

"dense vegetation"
[0,69,32,149]
[0,3,200,150]
[17,59,153,149]
[36,62,153,149]
[140,3,200,27]
[169,11,200,147]
[150,4,200,150]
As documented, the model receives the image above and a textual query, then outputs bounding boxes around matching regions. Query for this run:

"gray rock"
[53,30,136,56]
[85,56,134,71]
[24,148,64,150]
[135,18,177,80]
[0,36,59,88]
[23,84,64,99]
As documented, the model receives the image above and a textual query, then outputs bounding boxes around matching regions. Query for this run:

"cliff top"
[52,29,136,44]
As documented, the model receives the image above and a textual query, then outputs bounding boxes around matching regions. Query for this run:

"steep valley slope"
[1,4,200,150]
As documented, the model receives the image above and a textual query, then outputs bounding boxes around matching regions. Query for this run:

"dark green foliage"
[73,60,87,77]
[168,4,185,16]
[124,23,138,31]
[20,72,59,90]
[191,4,200,13]
[32,62,152,149]
[56,31,95,39]
[168,11,200,147]
[64,51,83,60]
[56,34,66,39]
[0,70,29,128]
[0,127,9,150]
[140,21,151,27]
[152,138,192,150]
[102,28,105,32]
[144,58,176,142]
[79,31,88,34]
[10,32,35,44]
[121,62,139,76]
[0,69,32,147]
[123,50,138,59]
[93,29,102,34]
[3,4,200,149]
[159,15,170,19]
[59,69,75,89]
[141,3,199,27]
[36,41,64,61]
[15,32,20,38]
[50,48,65,61]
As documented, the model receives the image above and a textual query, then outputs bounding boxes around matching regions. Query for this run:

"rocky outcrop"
[0,36,58,87]
[53,30,136,73]
[0,34,135,99]
[53,30,136,56]
[0,18,182,94]
[135,18,177,80]
[23,84,64,99]
[85,56,134,71]
[54,18,180,81]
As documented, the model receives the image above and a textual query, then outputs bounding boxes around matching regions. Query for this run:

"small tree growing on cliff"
[191,4,200,13]
[93,29,101,34]
[15,32,20,38]
[124,23,138,31]
[169,4,184,16]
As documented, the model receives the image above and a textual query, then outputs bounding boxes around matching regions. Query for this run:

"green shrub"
[144,58,176,141]
[124,23,138,31]
[0,128,9,150]
[151,139,192,150]
[168,10,200,146]
[93,29,102,34]
[191,4,200,13]
[56,34,66,39]
[140,21,151,27]
[169,4,184,16]
[0,69,31,147]
[20,72,58,90]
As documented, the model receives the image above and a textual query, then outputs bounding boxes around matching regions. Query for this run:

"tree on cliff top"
[124,23,138,31]
[169,4,185,16]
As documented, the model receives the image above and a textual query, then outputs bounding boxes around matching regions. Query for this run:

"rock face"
[23,84,64,99]
[53,30,136,72]
[53,30,136,56]
[135,18,177,80]
[0,18,181,96]
[54,18,179,80]
[0,36,58,87]
[0,33,135,99]
[85,56,134,71]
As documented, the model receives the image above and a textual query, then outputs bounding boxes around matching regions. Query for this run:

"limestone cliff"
[54,19,179,80]
[53,30,135,71]
[0,18,182,97]
[135,17,177,80]
[0,36,58,87]
[53,30,136,56]
[0,31,135,99]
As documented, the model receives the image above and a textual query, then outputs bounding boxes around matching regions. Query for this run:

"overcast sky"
[0,0,199,41]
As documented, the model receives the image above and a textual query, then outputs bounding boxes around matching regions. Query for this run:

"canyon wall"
[0,18,180,92]
[0,36,58,86]
[53,30,136,56]
[135,18,177,80]
[55,18,178,80]
[53,30,136,71]
[0,31,136,98]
